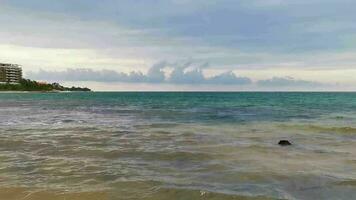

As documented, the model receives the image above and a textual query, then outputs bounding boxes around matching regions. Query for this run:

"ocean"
[0,92,355,199]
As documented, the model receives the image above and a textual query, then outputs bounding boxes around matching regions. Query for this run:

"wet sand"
[0,187,275,200]
[0,187,108,200]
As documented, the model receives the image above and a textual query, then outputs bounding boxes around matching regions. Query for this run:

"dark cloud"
[27,63,325,87]
[166,62,251,85]
[27,62,252,85]
[169,66,206,84]
[146,61,166,83]
[27,68,145,83]
[208,71,252,85]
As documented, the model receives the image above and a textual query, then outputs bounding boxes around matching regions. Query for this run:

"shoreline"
[0,90,90,93]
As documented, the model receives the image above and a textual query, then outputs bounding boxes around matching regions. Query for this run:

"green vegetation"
[0,79,91,92]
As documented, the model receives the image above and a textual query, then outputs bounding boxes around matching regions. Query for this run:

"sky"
[1,0,356,91]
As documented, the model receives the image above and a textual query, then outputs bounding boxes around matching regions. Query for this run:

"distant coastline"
[0,79,91,92]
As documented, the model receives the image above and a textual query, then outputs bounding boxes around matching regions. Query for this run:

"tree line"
[0,79,91,91]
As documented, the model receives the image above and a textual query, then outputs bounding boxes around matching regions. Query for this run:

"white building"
[0,63,22,84]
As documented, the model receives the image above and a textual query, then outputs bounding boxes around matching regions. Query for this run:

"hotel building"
[0,63,22,84]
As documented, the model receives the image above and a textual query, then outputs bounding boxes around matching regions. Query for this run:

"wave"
[280,124,356,134]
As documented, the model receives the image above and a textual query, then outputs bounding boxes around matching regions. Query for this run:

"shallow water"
[0,92,355,199]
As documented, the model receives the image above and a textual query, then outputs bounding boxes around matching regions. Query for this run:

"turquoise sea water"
[0,92,355,199]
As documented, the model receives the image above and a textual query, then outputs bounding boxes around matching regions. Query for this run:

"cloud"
[2,0,356,75]
[27,62,252,85]
[28,67,327,89]
[26,62,332,90]
[169,62,206,84]
[1,0,356,90]
[3,0,356,54]
[208,71,252,85]
[146,61,167,83]
[168,62,251,84]
[27,68,145,82]
[257,77,323,87]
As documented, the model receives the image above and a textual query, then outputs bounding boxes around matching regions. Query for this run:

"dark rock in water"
[278,140,292,146]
